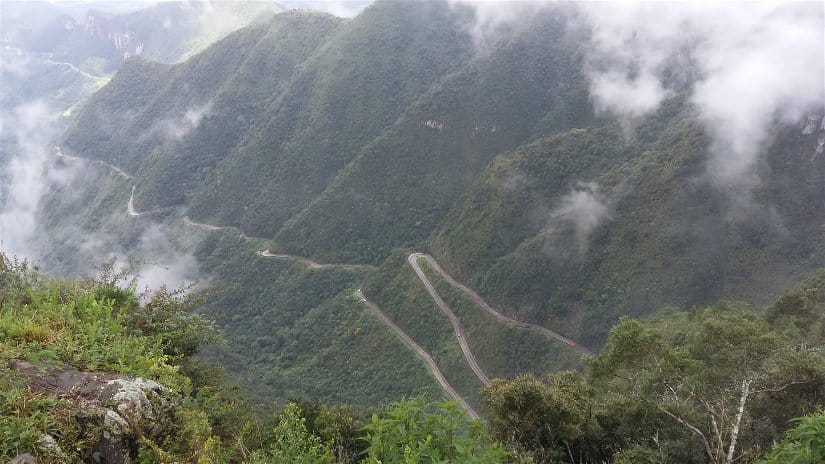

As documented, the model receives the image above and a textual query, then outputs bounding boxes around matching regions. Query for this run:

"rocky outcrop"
[12,360,177,464]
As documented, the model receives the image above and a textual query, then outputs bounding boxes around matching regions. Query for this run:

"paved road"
[55,149,156,218]
[260,250,376,271]
[127,185,170,217]
[46,53,109,82]
[183,216,227,231]
[407,254,491,387]
[261,249,328,269]
[184,216,267,241]
[356,289,479,419]
[56,148,132,179]
[415,253,593,356]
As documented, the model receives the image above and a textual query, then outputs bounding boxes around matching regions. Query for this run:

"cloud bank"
[1,97,203,295]
[453,1,824,200]
[580,2,825,194]
[0,100,74,259]
[547,182,612,253]
[160,102,213,141]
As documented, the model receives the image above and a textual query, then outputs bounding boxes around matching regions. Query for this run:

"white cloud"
[578,1,824,193]
[453,1,824,203]
[160,102,213,141]
[0,100,67,259]
[551,182,611,252]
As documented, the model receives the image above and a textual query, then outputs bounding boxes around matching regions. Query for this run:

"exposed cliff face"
[5,1,281,73]
[12,360,177,464]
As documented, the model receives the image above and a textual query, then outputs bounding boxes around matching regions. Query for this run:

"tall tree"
[591,305,825,463]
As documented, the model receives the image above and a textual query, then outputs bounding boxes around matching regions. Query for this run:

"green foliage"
[3,253,823,462]
[362,250,487,407]
[484,372,605,463]
[293,400,368,464]
[421,259,582,379]
[250,403,334,464]
[760,411,825,464]
[480,293,825,463]
[0,260,185,392]
[362,398,508,464]
[195,233,442,407]
[0,255,240,462]
[764,269,825,345]
[590,306,825,463]
[0,381,72,461]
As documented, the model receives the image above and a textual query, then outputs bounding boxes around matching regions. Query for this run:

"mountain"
[3,232,823,463]
[38,0,825,409]
[5,0,282,74]
[0,0,283,129]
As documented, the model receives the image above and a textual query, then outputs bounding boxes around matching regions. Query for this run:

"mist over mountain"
[2,1,824,462]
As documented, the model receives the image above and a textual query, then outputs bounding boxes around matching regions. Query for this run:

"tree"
[760,411,825,464]
[483,372,608,463]
[590,305,825,464]
[361,398,508,463]
[250,403,333,464]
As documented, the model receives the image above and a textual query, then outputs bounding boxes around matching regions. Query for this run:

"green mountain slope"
[430,97,825,344]
[15,0,281,74]
[193,232,444,406]
[186,0,474,237]
[275,6,592,263]
[40,0,825,412]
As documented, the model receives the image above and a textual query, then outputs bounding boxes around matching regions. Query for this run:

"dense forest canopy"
[1,0,823,462]
[1,257,823,462]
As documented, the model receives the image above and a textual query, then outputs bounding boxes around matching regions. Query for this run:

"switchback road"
[413,253,593,356]
[356,289,479,419]
[407,254,491,387]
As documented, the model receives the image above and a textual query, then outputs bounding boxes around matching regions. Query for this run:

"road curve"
[407,254,491,387]
[260,250,376,271]
[261,249,328,269]
[412,253,593,356]
[356,289,479,419]
[46,53,109,83]
[55,148,132,179]
[183,216,227,232]
[184,216,267,241]
[127,185,170,217]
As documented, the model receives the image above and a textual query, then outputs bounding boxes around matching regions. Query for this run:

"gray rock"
[12,360,179,464]
[8,454,37,464]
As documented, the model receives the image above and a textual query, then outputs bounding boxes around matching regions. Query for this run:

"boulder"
[12,360,178,464]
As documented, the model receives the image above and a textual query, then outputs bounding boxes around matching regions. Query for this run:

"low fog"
[2,0,822,291]
[0,96,202,292]
[580,2,824,200]
[456,0,824,206]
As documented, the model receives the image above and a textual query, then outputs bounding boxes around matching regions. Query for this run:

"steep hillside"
[430,98,825,343]
[185,0,473,236]
[275,5,592,263]
[38,0,825,415]
[62,0,474,239]
[10,1,281,74]
[193,232,444,406]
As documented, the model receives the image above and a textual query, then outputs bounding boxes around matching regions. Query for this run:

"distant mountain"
[4,1,282,75]
[44,0,825,406]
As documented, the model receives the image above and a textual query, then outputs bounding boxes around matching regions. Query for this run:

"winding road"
[127,186,170,217]
[260,250,375,271]
[183,216,266,241]
[412,253,593,356]
[261,250,329,269]
[46,52,110,83]
[356,289,479,419]
[53,148,590,416]
[56,148,133,179]
[407,254,492,387]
